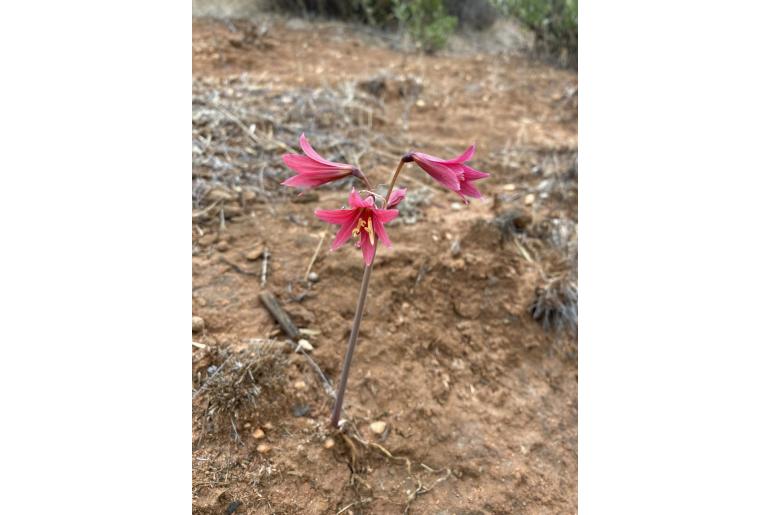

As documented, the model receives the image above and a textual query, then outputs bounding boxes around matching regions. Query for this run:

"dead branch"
[258,291,300,341]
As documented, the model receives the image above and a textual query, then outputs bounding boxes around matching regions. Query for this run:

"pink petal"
[373,208,399,224]
[411,151,446,164]
[460,164,490,180]
[330,214,362,250]
[282,154,347,175]
[449,144,476,163]
[371,215,392,247]
[386,187,407,208]
[458,179,482,199]
[359,233,376,266]
[282,170,348,188]
[348,188,375,209]
[315,207,356,225]
[298,133,352,169]
[413,158,461,191]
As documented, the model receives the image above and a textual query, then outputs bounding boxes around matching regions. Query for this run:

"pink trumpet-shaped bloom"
[282,133,360,189]
[315,189,400,266]
[407,145,490,203]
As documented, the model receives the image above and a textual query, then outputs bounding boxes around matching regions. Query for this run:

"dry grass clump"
[529,275,577,334]
[195,344,288,433]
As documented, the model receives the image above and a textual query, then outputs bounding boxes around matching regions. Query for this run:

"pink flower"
[282,133,360,189]
[407,145,490,203]
[315,189,399,266]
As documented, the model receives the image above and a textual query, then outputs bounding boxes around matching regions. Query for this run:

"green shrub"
[493,0,577,65]
[394,0,458,52]
[269,0,459,51]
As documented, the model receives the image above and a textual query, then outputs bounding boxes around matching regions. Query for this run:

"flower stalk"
[329,261,374,428]
[328,157,405,428]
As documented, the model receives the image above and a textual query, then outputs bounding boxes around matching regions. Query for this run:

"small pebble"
[226,501,241,514]
[451,202,462,210]
[216,241,229,252]
[198,234,217,247]
[296,339,314,352]
[293,380,307,390]
[503,183,516,191]
[245,248,263,261]
[292,404,311,417]
[257,443,270,453]
[192,316,205,333]
[524,193,535,206]
[323,438,335,449]
[369,421,387,434]
[252,428,265,439]
[450,239,461,257]
[307,271,319,282]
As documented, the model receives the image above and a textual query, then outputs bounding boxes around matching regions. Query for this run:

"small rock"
[450,239,461,257]
[512,210,533,230]
[296,339,314,352]
[223,204,242,218]
[524,193,535,206]
[198,234,216,247]
[192,316,205,333]
[369,421,387,434]
[323,438,335,449]
[292,404,311,417]
[252,428,265,439]
[293,380,307,390]
[226,501,241,514]
[257,443,270,453]
[451,202,463,210]
[245,247,263,261]
[206,188,234,202]
[307,271,319,283]
[502,183,516,191]
[216,241,229,252]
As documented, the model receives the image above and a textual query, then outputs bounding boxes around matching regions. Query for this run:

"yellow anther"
[351,216,375,245]
[366,217,374,245]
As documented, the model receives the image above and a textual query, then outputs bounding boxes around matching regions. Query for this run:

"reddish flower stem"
[329,259,374,428]
[329,157,407,429]
[384,158,407,207]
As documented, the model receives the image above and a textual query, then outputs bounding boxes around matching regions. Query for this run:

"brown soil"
[193,15,577,515]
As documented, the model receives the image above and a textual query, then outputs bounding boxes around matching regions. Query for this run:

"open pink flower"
[315,189,399,266]
[282,133,360,189]
[407,145,490,203]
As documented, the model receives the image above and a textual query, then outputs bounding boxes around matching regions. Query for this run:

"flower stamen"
[351,216,375,245]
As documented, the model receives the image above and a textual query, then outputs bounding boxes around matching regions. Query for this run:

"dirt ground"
[192,14,577,515]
